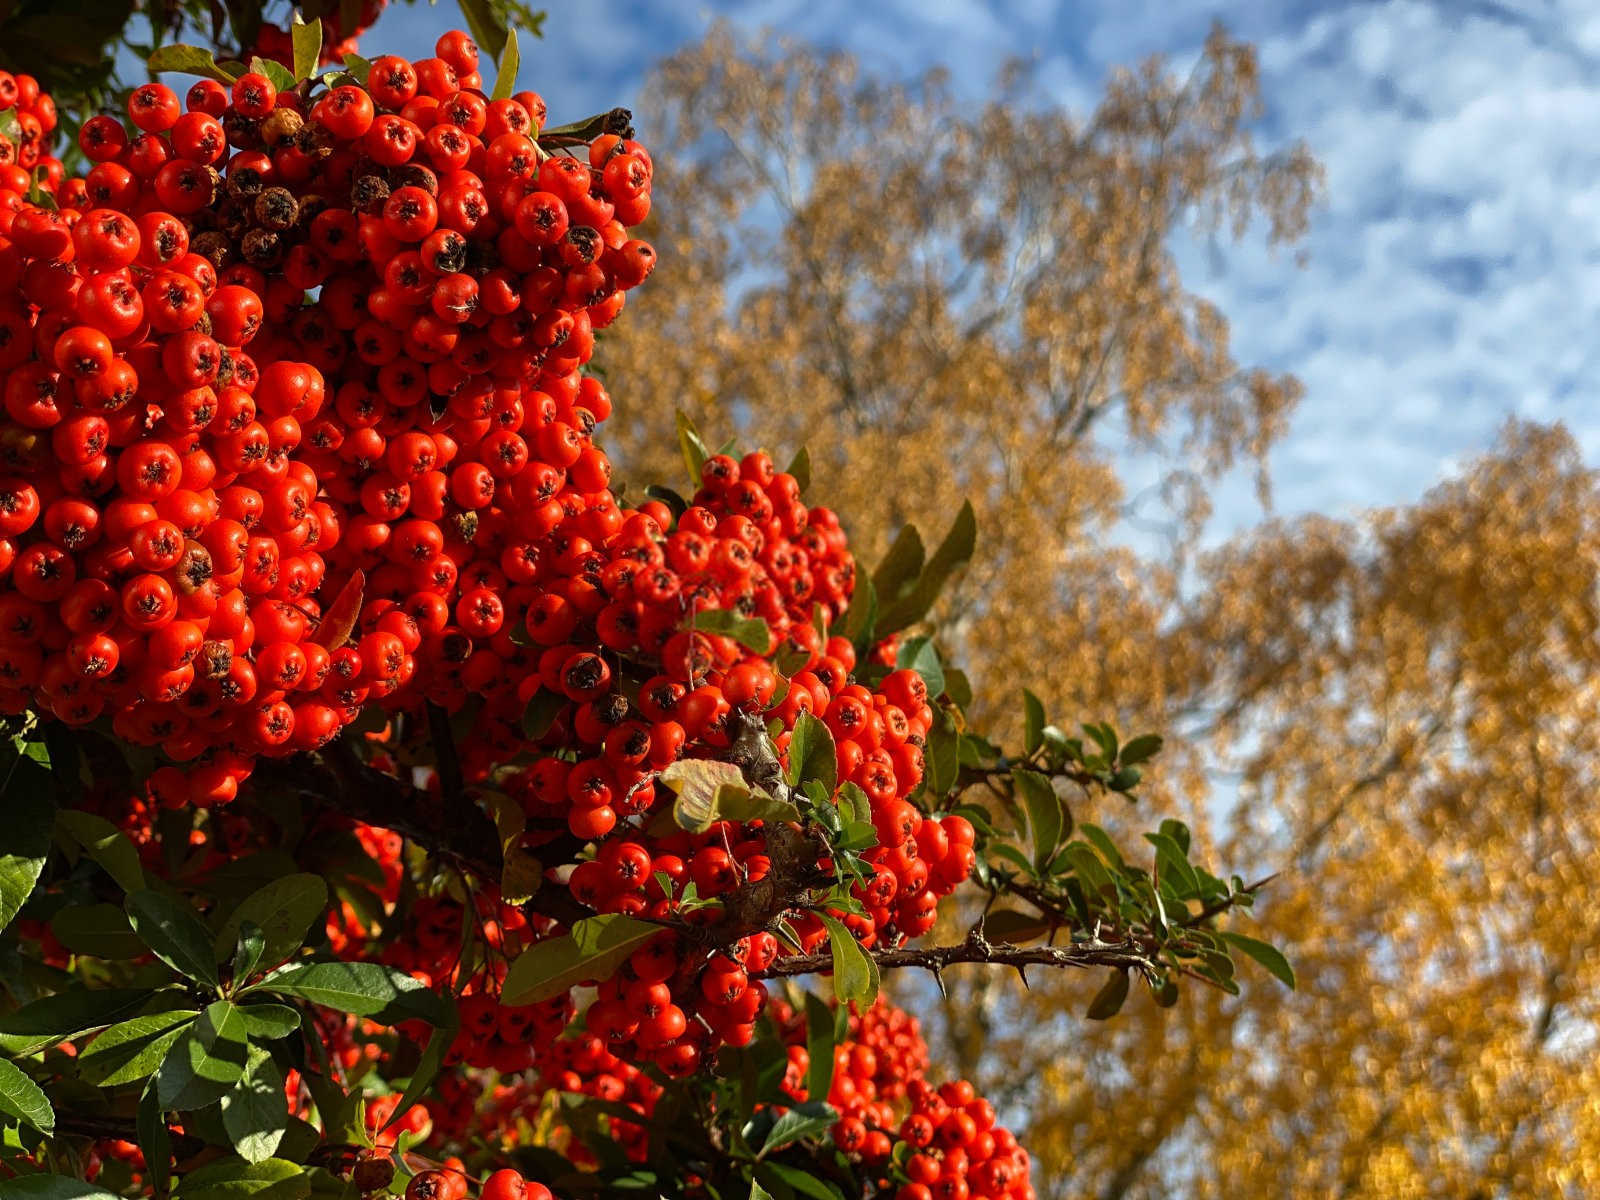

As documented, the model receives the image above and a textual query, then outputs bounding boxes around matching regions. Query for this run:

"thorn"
[930,963,947,998]
[1014,964,1030,990]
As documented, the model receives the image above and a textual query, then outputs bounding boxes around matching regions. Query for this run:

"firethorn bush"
[0,9,1292,1200]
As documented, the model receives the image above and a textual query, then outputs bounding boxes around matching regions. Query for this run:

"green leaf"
[2,1179,121,1199]
[232,922,266,986]
[1085,968,1130,1020]
[785,446,811,493]
[248,57,297,94]
[147,44,239,83]
[139,1079,171,1196]
[380,992,458,1134]
[692,608,773,655]
[50,903,146,959]
[1076,823,1125,870]
[290,15,322,82]
[126,890,220,987]
[751,1181,776,1200]
[236,1004,300,1041]
[660,760,797,835]
[521,687,565,740]
[676,411,711,488]
[756,1163,846,1200]
[1022,689,1046,758]
[214,874,328,969]
[56,810,144,894]
[221,1045,287,1163]
[786,711,837,794]
[0,1057,53,1133]
[77,1009,198,1086]
[876,500,976,635]
[981,909,1054,944]
[1221,931,1296,989]
[1015,770,1063,870]
[0,762,52,934]
[816,912,877,1007]
[263,962,447,1026]
[871,524,925,606]
[894,636,945,700]
[491,25,520,101]
[835,574,877,651]
[760,1101,837,1156]
[1120,733,1164,767]
[1143,832,1201,900]
[925,709,960,797]
[155,1000,249,1110]
[1159,817,1191,856]
[0,986,157,1055]
[340,52,371,85]
[802,990,837,1105]
[171,1157,310,1200]
[455,0,509,59]
[501,915,662,1006]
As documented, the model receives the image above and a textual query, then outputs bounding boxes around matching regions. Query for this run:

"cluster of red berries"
[774,999,1035,1200]
[0,70,64,197]
[0,31,656,807]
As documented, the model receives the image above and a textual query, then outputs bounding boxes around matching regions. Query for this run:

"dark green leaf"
[785,446,811,493]
[77,1009,198,1086]
[1120,733,1164,767]
[0,986,157,1055]
[644,484,687,521]
[50,903,146,960]
[1085,968,1130,1020]
[232,922,266,986]
[221,1045,287,1163]
[521,688,564,740]
[1022,689,1046,757]
[894,636,945,699]
[290,15,322,82]
[126,889,220,987]
[170,1157,310,1200]
[501,915,661,1006]
[876,500,975,635]
[381,992,457,1134]
[871,524,925,606]
[263,962,446,1025]
[786,711,837,794]
[676,411,710,487]
[0,760,52,933]
[757,1160,848,1200]
[693,608,773,655]
[214,874,328,969]
[1221,931,1296,989]
[490,25,519,101]
[1014,770,1063,870]
[1159,818,1191,856]
[2,1179,120,1199]
[981,909,1053,944]
[56,809,143,894]
[802,990,836,1104]
[155,1000,249,1110]
[925,709,960,797]
[0,1056,53,1133]
[454,0,508,58]
[139,1079,171,1195]
[816,912,877,1007]
[1143,833,1201,900]
[1076,823,1125,869]
[236,1004,300,1040]
[834,574,877,651]
[761,1101,836,1155]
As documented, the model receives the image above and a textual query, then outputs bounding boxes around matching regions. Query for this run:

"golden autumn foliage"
[606,22,1599,1200]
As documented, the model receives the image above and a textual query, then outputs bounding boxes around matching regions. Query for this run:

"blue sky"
[378,0,1595,542]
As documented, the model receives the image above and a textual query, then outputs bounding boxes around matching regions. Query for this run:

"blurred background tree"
[610,22,1600,1200]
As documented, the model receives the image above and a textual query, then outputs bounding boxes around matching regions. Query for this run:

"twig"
[754,930,1158,982]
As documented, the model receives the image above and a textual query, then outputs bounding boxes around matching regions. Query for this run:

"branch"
[755,930,1159,982]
